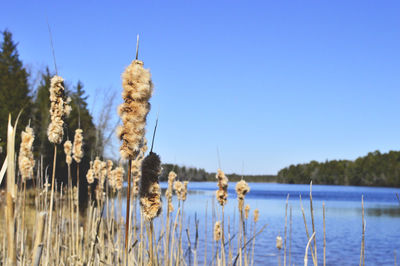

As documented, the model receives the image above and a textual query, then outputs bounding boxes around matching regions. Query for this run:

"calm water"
[122,182,400,265]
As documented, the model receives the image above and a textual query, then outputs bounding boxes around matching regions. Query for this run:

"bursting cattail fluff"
[131,158,142,197]
[106,160,113,187]
[214,221,222,241]
[86,161,94,184]
[140,152,162,221]
[166,171,177,213]
[254,209,259,223]
[114,166,124,190]
[216,169,228,206]
[64,140,72,165]
[72,128,84,163]
[117,60,153,159]
[235,179,250,211]
[245,204,250,220]
[18,125,35,180]
[276,236,283,250]
[99,161,107,189]
[182,181,189,201]
[47,76,71,144]
[93,156,102,179]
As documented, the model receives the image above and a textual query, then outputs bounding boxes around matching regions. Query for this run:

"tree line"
[277,150,400,187]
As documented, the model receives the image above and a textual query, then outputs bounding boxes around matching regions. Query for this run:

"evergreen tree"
[0,30,32,161]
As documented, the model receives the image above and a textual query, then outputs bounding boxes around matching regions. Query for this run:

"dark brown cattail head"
[140,152,162,221]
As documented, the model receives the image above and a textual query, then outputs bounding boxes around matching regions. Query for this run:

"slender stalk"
[289,205,292,266]
[284,194,289,266]
[323,202,326,266]
[304,232,316,266]
[125,158,132,263]
[21,180,27,261]
[148,221,155,265]
[45,145,57,265]
[359,195,365,266]
[300,195,316,265]
[309,181,318,265]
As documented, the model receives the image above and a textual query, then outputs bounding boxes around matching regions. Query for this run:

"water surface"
[124,182,400,265]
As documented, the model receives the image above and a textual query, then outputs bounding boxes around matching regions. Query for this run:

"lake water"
[122,182,400,265]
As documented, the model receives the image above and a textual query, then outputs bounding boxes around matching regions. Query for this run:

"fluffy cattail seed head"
[236,179,250,211]
[86,161,94,184]
[182,181,189,201]
[18,125,35,180]
[140,152,162,221]
[166,171,177,212]
[131,158,143,197]
[64,140,72,165]
[93,157,102,179]
[114,166,125,190]
[216,169,228,206]
[72,129,84,163]
[117,60,153,160]
[254,209,259,223]
[245,204,250,220]
[47,75,70,144]
[276,236,283,250]
[99,161,107,188]
[214,221,222,241]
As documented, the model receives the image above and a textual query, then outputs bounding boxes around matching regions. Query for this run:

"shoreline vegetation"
[162,149,400,187]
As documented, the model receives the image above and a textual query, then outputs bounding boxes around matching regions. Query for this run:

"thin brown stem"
[45,144,57,265]
[125,159,132,262]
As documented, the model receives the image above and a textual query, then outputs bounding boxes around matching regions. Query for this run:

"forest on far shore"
[162,150,400,187]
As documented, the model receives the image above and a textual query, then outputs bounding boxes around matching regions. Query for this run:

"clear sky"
[1,1,400,175]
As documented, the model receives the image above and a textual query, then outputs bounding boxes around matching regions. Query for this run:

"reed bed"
[0,42,370,266]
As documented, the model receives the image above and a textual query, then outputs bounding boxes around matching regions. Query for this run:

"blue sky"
[1,1,400,174]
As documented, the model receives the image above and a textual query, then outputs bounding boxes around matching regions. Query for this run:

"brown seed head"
[254,209,259,223]
[72,129,84,163]
[216,169,228,206]
[64,140,72,165]
[276,236,283,250]
[140,152,162,221]
[117,60,153,159]
[245,204,250,219]
[214,221,222,241]
[18,125,35,180]
[86,161,94,184]
[48,75,70,144]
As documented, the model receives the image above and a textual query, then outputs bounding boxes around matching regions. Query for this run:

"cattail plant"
[140,151,162,264]
[46,75,71,265]
[166,171,177,213]
[277,235,283,266]
[18,123,34,262]
[216,169,228,206]
[86,161,94,185]
[164,170,177,265]
[251,209,260,266]
[235,179,250,265]
[245,204,250,220]
[117,39,154,258]
[18,125,35,181]
[214,221,222,241]
[72,128,83,200]
[215,168,228,264]
[64,140,72,166]
[139,152,162,220]
[114,165,125,191]
[214,221,222,263]
[173,180,189,202]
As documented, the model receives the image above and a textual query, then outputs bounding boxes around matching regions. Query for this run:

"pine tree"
[0,30,32,162]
